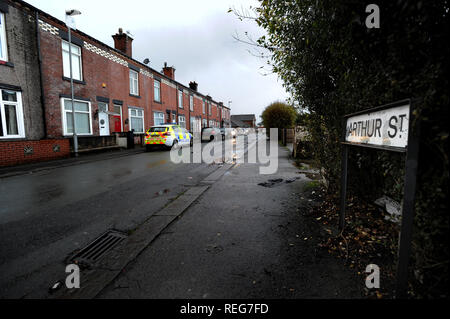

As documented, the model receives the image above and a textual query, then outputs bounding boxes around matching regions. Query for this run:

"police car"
[145,124,192,151]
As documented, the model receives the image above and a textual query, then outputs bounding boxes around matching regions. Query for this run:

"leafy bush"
[261,101,297,128]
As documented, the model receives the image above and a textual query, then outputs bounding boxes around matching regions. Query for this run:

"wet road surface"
[0,145,223,298]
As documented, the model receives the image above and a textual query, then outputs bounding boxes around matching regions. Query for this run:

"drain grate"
[70,230,127,266]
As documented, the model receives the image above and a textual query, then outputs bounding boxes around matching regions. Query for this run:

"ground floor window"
[0,89,25,138]
[202,118,207,127]
[178,115,186,128]
[61,98,92,135]
[153,111,165,126]
[129,107,144,133]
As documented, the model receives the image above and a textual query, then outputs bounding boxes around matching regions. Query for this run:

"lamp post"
[228,101,232,128]
[65,9,81,156]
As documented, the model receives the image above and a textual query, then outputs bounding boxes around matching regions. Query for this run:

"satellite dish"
[143,58,150,65]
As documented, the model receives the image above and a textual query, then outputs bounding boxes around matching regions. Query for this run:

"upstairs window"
[0,89,25,138]
[190,95,194,111]
[62,40,82,81]
[178,90,183,109]
[202,100,205,114]
[208,102,211,115]
[129,70,139,95]
[154,79,161,102]
[0,12,8,61]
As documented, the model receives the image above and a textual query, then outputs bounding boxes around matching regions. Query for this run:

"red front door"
[113,116,122,132]
[113,104,122,132]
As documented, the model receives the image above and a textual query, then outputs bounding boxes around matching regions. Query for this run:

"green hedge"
[254,0,449,297]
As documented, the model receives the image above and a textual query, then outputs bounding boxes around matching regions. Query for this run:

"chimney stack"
[112,28,133,57]
[189,81,198,91]
[162,62,176,80]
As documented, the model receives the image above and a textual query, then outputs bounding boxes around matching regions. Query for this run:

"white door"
[98,102,110,136]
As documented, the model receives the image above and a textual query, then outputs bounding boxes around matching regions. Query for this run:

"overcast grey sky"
[27,0,289,122]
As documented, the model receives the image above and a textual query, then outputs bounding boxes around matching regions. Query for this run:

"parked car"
[201,127,221,142]
[219,128,236,139]
[145,124,191,151]
[235,127,249,135]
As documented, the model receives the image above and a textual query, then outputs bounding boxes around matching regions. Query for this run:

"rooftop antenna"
[125,30,134,38]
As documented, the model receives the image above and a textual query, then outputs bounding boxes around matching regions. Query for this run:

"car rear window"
[149,127,167,132]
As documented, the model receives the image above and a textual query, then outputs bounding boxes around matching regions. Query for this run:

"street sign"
[345,104,410,149]
[339,99,420,299]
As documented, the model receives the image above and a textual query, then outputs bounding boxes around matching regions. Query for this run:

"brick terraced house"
[0,0,231,167]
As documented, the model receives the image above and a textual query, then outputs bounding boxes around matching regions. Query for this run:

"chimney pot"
[162,63,175,80]
[189,81,198,91]
[112,27,133,57]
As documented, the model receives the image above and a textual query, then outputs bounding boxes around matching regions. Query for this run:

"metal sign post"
[338,98,420,298]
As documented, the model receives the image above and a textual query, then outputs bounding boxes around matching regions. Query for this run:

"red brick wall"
[38,16,226,138]
[153,81,177,125]
[39,23,155,138]
[0,139,70,167]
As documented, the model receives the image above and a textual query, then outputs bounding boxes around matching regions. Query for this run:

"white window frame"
[129,69,139,96]
[154,79,161,102]
[128,107,144,133]
[60,98,93,136]
[153,111,165,126]
[0,12,8,62]
[0,89,25,138]
[178,90,183,109]
[178,115,186,128]
[189,95,194,111]
[208,102,211,115]
[202,100,205,114]
[62,40,83,81]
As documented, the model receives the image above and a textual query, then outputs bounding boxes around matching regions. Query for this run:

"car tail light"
[162,132,170,137]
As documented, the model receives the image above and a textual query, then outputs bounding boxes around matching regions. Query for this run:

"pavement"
[92,144,363,299]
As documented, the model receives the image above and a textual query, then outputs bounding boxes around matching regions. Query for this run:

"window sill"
[0,136,26,140]
[0,60,14,67]
[154,100,162,104]
[63,77,86,85]
[63,133,93,137]
[129,94,141,98]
